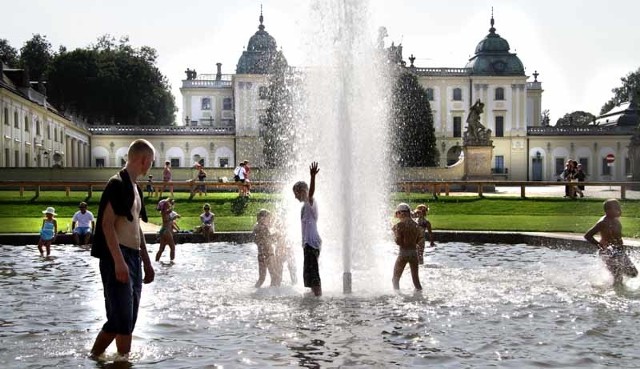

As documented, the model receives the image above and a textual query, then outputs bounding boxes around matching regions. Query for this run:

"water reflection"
[0,242,639,368]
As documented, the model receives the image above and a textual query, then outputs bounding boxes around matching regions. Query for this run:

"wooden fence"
[0,180,638,199]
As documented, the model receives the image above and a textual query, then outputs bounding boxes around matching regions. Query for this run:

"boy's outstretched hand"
[310,161,319,176]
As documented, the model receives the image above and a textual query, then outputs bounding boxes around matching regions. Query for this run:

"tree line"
[0,34,176,126]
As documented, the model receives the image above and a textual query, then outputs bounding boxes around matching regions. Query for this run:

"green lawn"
[2,190,640,238]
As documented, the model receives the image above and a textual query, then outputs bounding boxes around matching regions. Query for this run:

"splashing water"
[279,0,392,293]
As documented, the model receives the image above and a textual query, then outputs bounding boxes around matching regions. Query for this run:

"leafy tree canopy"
[601,67,640,115]
[390,71,439,167]
[555,111,596,127]
[0,39,19,67]
[19,34,53,82]
[47,35,176,126]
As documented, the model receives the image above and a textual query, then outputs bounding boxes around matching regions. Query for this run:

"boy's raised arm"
[308,161,319,204]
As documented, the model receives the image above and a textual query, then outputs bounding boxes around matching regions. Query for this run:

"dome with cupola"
[465,15,525,76]
[236,11,288,74]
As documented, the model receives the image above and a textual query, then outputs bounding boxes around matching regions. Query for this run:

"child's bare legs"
[392,256,407,290]
[416,239,425,265]
[155,243,165,262]
[255,257,267,287]
[287,253,297,284]
[169,242,176,261]
[45,241,51,257]
[37,239,45,257]
[269,257,281,287]
[408,257,422,290]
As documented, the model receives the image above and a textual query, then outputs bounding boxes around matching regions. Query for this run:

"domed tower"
[465,15,525,76]
[236,10,288,74]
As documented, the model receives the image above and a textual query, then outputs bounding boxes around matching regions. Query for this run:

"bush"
[231,196,250,215]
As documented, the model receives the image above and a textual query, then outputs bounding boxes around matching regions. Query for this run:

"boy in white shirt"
[293,162,322,296]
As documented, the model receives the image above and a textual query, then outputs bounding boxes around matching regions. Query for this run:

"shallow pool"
[1,242,639,368]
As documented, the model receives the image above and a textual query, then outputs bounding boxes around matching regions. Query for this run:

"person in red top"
[243,160,252,196]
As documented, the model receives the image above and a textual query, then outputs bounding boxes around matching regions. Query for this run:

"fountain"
[282,0,392,294]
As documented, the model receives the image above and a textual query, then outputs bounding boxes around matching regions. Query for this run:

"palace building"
[1,11,636,182]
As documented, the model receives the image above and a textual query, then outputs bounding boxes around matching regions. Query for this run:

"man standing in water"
[90,139,156,359]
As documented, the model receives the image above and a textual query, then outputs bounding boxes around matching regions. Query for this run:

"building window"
[170,158,180,168]
[3,108,8,125]
[201,97,212,111]
[555,158,565,176]
[4,148,9,166]
[24,117,29,132]
[25,153,30,167]
[219,157,229,168]
[47,124,51,139]
[14,111,19,128]
[453,88,462,101]
[54,128,58,142]
[495,87,505,100]
[36,120,41,135]
[602,157,612,176]
[259,86,268,99]
[453,117,462,137]
[426,88,434,101]
[14,150,19,167]
[223,97,233,110]
[625,157,631,175]
[95,158,105,167]
[494,155,505,173]
[495,116,504,137]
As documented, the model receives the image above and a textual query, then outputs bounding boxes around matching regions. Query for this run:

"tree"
[390,71,439,167]
[600,68,640,115]
[47,36,176,126]
[555,111,596,127]
[19,34,54,82]
[0,39,19,67]
[261,54,296,168]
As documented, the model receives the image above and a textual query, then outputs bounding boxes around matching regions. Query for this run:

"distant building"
[1,10,636,183]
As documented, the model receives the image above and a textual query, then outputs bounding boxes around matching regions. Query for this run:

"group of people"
[233,160,251,197]
[38,202,95,257]
[145,161,174,198]
[561,159,587,198]
[32,139,637,361]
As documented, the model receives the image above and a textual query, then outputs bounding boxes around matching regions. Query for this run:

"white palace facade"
[1,12,637,182]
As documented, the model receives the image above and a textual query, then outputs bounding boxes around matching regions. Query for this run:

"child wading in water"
[293,162,322,296]
[253,209,277,287]
[38,207,58,257]
[584,199,638,285]
[413,204,435,264]
[392,203,423,291]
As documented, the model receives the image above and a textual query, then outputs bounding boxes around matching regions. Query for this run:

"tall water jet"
[287,0,392,293]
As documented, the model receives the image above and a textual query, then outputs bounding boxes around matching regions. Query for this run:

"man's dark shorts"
[99,245,142,335]
[303,245,321,288]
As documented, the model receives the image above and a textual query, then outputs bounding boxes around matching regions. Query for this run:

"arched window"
[495,87,505,100]
[425,88,434,101]
[453,88,462,101]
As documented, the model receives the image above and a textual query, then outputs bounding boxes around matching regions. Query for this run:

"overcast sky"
[3,0,639,125]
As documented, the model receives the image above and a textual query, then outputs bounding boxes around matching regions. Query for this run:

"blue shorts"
[99,245,142,335]
[74,227,91,236]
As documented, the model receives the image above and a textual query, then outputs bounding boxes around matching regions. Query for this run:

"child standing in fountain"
[253,209,277,287]
[293,162,322,296]
[584,199,638,286]
[38,207,58,257]
[392,203,423,291]
[413,204,435,264]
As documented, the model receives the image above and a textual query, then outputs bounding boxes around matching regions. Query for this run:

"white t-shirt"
[301,200,322,249]
[72,210,95,228]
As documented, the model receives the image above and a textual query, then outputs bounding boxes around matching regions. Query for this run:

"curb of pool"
[2,231,638,252]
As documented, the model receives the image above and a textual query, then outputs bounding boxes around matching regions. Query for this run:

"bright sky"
[3,0,640,125]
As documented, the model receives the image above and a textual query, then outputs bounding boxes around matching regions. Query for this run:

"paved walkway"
[454,184,640,200]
